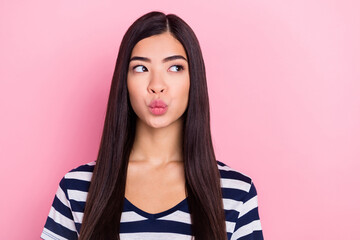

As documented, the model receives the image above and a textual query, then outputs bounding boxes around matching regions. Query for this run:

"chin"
[149,123,169,129]
[145,118,169,129]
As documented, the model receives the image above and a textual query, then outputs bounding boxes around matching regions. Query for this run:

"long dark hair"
[79,11,227,240]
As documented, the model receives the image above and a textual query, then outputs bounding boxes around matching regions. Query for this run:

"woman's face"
[127,32,190,129]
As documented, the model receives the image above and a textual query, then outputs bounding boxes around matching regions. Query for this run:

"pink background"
[1,0,359,239]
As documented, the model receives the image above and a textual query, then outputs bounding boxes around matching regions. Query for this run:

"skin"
[125,31,190,214]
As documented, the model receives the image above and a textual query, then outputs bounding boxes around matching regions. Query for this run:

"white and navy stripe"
[41,160,264,240]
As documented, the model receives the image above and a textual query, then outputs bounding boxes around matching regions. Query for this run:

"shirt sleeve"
[41,176,79,240]
[231,181,264,240]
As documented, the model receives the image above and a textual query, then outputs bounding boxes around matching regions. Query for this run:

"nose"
[147,69,166,94]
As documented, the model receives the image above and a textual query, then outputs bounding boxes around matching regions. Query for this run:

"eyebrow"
[129,55,188,63]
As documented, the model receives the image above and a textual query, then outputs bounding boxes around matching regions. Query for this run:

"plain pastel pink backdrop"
[1,0,359,239]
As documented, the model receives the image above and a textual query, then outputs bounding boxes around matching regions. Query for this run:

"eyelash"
[132,65,184,72]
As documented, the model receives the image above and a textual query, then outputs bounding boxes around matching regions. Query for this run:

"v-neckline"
[124,197,188,220]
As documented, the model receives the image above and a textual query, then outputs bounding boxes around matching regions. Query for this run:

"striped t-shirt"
[41,160,264,240]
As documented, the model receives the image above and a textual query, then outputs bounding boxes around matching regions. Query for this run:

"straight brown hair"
[79,11,227,240]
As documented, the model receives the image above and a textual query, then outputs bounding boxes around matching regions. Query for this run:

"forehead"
[130,32,187,59]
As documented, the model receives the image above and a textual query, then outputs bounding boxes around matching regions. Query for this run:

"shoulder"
[58,161,96,194]
[65,160,96,180]
[216,160,255,200]
[217,161,264,238]
[216,160,262,232]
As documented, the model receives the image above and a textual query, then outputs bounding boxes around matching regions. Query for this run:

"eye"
[133,65,148,73]
[168,65,184,72]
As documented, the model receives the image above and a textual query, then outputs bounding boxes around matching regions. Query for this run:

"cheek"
[182,77,190,97]
[177,79,190,107]
[127,81,142,110]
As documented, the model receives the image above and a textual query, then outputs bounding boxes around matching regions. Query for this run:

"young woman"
[41,11,264,240]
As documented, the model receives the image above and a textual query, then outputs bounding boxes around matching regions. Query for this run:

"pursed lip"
[148,99,168,108]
